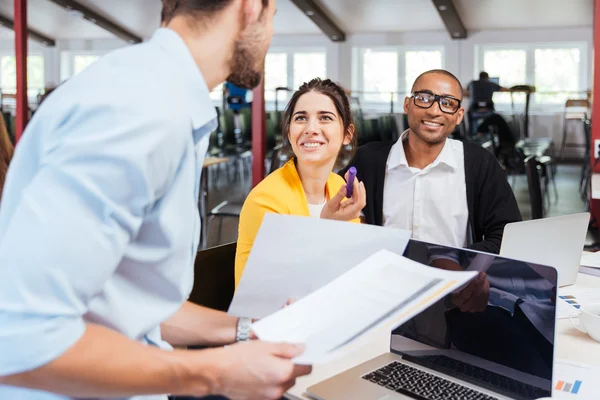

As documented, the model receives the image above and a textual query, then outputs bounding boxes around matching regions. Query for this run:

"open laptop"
[500,212,589,287]
[307,239,557,400]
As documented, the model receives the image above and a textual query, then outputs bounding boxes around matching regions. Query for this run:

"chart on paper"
[552,359,600,399]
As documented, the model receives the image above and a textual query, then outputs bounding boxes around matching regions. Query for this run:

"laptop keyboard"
[362,361,499,400]
[411,355,550,399]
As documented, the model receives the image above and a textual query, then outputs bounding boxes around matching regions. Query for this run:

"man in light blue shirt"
[0,1,311,399]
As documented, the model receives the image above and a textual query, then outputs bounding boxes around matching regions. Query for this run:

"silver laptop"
[500,212,589,287]
[307,239,557,400]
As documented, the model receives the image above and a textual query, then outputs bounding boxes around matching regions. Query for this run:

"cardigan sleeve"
[339,142,385,225]
[467,150,522,254]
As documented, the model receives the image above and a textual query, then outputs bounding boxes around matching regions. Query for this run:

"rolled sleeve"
[0,100,177,375]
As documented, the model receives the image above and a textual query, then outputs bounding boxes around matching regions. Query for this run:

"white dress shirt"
[382,130,469,248]
[0,28,216,400]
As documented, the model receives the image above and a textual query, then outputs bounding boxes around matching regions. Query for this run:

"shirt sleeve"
[0,99,182,376]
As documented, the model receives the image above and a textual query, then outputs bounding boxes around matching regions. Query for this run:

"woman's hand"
[320,172,366,221]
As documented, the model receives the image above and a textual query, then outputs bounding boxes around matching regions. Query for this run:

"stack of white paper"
[251,249,477,364]
[229,214,412,319]
[580,251,600,269]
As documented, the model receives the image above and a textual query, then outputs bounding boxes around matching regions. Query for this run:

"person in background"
[342,69,521,313]
[235,78,366,287]
[0,1,312,400]
[464,71,512,134]
[0,113,13,201]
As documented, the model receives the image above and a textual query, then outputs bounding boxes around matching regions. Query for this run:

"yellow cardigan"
[235,159,359,288]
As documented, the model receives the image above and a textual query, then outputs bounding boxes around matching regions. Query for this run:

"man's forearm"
[0,323,221,398]
[161,301,238,347]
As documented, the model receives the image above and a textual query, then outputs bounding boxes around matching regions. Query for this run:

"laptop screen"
[393,239,557,400]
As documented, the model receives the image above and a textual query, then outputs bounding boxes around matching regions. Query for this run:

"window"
[73,55,100,76]
[356,47,444,106]
[405,50,443,94]
[293,52,326,90]
[60,52,102,81]
[534,48,580,104]
[476,43,587,108]
[0,55,45,96]
[482,49,527,104]
[362,50,398,103]
[263,50,327,106]
[264,52,287,102]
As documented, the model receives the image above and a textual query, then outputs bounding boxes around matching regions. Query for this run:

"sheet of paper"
[228,214,411,319]
[580,266,600,278]
[559,286,600,307]
[552,359,600,399]
[557,297,580,319]
[580,251,600,269]
[251,249,477,364]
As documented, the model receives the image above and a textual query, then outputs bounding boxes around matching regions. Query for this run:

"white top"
[382,130,469,248]
[307,202,326,218]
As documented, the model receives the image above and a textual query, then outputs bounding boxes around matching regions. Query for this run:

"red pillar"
[591,0,600,221]
[251,78,266,187]
[14,0,28,143]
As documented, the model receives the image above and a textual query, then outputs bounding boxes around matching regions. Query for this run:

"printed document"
[251,249,477,364]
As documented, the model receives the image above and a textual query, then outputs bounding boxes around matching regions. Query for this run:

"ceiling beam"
[0,13,56,46]
[290,0,345,42]
[46,0,142,44]
[432,0,467,39]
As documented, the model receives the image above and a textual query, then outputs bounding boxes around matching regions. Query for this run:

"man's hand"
[206,341,312,400]
[320,173,366,221]
[452,272,490,313]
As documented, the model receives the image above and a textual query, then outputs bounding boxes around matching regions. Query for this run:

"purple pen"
[346,166,357,197]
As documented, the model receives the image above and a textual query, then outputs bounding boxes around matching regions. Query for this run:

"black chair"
[525,155,544,220]
[378,114,399,142]
[188,242,236,312]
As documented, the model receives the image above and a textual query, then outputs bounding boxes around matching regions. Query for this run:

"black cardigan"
[341,140,522,254]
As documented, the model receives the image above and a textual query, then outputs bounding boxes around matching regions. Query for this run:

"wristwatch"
[236,317,252,341]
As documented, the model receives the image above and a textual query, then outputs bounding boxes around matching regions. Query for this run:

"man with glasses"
[341,70,521,312]
[343,69,521,296]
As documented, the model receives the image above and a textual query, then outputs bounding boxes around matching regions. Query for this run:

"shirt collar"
[151,28,217,131]
[387,129,458,171]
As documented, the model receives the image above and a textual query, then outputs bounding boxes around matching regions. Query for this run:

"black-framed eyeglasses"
[410,91,462,114]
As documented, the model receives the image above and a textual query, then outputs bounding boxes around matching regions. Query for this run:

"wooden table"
[199,157,229,249]
[285,272,600,399]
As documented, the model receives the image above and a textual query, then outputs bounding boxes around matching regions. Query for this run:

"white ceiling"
[455,0,594,30]
[317,0,445,33]
[0,0,594,42]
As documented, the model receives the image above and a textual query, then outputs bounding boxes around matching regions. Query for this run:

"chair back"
[189,242,236,312]
[525,155,544,219]
[565,99,589,108]
[564,99,590,120]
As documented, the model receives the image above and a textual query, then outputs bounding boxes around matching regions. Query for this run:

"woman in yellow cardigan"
[235,78,366,287]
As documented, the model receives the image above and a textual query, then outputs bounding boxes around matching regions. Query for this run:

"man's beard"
[226,23,266,90]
